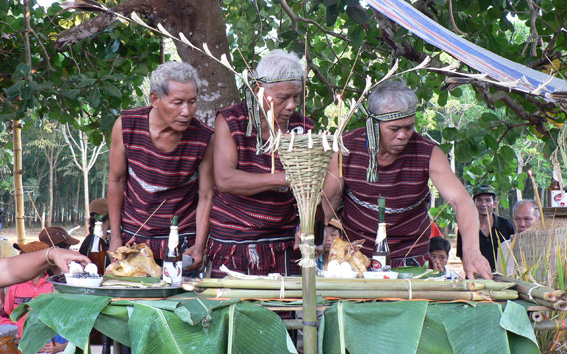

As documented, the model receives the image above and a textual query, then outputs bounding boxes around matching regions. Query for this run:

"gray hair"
[256,49,304,85]
[513,199,540,218]
[368,79,418,114]
[150,62,199,98]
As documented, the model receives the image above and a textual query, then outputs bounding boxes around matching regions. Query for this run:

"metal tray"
[48,274,185,298]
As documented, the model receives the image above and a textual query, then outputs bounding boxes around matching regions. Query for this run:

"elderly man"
[513,199,539,233]
[209,50,314,278]
[322,79,492,279]
[108,62,214,269]
[456,184,515,271]
[496,199,539,274]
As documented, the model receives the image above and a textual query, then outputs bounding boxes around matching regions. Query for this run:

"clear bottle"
[88,219,107,275]
[371,222,390,271]
[163,216,182,286]
[550,167,564,207]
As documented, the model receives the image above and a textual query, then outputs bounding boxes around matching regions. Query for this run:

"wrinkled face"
[379,116,416,154]
[514,203,538,233]
[150,80,197,132]
[429,250,448,268]
[323,229,341,253]
[259,81,302,127]
[474,194,496,218]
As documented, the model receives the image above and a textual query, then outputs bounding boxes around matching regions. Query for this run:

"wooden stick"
[528,170,546,228]
[125,199,168,246]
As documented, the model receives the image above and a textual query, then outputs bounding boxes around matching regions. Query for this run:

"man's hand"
[462,250,492,279]
[184,244,204,271]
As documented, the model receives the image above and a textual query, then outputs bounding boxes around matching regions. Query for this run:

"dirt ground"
[1,225,89,252]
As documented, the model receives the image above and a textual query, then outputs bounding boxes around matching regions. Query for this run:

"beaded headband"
[251,72,303,84]
[360,105,417,182]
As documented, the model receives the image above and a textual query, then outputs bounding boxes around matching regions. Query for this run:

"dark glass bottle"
[371,222,390,271]
[88,220,107,275]
[163,216,182,285]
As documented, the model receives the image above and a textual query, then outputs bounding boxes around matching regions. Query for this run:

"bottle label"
[551,191,565,207]
[163,261,182,285]
[371,255,387,271]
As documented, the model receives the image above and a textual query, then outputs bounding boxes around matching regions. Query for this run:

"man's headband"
[362,105,417,121]
[251,72,303,84]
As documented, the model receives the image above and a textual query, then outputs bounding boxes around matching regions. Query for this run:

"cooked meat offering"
[327,237,370,277]
[106,243,162,277]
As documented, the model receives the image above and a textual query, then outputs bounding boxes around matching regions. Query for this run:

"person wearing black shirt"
[456,184,514,271]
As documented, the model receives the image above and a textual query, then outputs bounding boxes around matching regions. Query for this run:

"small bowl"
[64,273,103,287]
[321,270,359,279]
[363,271,399,280]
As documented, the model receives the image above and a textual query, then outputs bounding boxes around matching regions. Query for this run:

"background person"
[429,236,459,279]
[322,79,492,279]
[209,49,314,278]
[456,184,514,272]
[108,61,214,270]
[497,199,539,274]
[39,227,80,250]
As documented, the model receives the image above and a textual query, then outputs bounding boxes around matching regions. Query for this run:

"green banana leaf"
[417,302,465,353]
[444,303,510,354]
[15,294,111,354]
[320,300,429,353]
[500,301,540,353]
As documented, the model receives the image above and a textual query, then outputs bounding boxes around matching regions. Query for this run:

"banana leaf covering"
[319,300,539,354]
[14,293,539,354]
[12,293,297,354]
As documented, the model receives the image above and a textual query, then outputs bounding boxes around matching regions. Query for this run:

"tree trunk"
[55,0,240,128]
[82,131,90,229]
[47,147,54,227]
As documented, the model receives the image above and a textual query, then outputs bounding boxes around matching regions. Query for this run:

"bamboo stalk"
[518,294,567,311]
[534,319,567,331]
[200,288,517,301]
[196,278,492,291]
[493,274,563,302]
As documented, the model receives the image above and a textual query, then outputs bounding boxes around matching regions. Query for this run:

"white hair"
[256,49,304,85]
[150,62,199,97]
[368,79,418,114]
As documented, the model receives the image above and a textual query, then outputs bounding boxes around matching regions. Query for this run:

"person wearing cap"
[456,184,514,271]
[322,79,492,279]
[108,61,214,268]
[39,227,81,249]
[209,49,314,278]
[79,198,111,256]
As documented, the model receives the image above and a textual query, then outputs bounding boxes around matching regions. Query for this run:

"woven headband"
[365,107,417,121]
[252,72,303,84]
[360,105,417,183]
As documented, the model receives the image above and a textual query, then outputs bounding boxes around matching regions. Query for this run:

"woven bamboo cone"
[278,133,334,354]
[200,288,518,301]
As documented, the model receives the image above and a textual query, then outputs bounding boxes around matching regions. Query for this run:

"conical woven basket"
[278,134,334,238]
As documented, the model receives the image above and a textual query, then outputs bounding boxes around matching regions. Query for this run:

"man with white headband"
[322,79,492,279]
[209,50,315,278]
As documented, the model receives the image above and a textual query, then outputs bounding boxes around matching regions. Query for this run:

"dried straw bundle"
[509,226,567,282]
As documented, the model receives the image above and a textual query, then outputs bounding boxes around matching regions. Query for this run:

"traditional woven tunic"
[209,102,314,277]
[341,128,435,267]
[120,106,213,260]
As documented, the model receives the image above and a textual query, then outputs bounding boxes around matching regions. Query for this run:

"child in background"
[0,241,68,353]
[429,236,460,280]
[317,218,343,270]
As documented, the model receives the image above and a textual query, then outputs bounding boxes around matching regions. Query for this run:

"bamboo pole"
[534,319,567,331]
[196,278,499,291]
[518,294,567,311]
[493,274,564,302]
[200,288,518,301]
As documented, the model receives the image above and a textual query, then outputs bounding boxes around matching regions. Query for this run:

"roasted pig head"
[106,243,162,277]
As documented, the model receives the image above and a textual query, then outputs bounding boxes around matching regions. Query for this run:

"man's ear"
[149,92,159,108]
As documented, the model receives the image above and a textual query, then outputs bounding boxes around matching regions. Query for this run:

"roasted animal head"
[327,237,370,277]
[106,243,162,277]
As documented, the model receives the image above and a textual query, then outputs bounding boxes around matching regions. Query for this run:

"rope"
[404,279,413,300]
[527,284,544,302]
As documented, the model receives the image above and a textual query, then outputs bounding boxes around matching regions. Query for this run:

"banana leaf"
[444,303,510,353]
[15,294,111,354]
[320,300,429,353]
[500,301,539,353]
[417,302,465,353]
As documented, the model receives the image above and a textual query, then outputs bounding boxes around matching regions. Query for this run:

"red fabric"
[430,222,443,238]
[1,273,52,338]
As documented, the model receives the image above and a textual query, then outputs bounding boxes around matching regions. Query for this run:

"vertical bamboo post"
[301,222,317,354]
[13,120,25,243]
